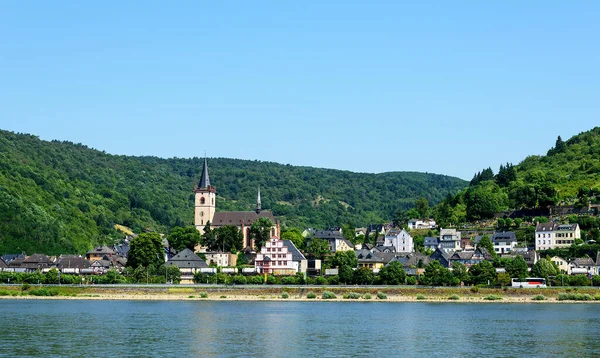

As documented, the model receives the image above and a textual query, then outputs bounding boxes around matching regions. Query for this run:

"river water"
[0,300,599,357]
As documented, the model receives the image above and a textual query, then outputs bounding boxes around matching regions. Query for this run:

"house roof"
[492,231,517,242]
[0,259,7,269]
[56,255,90,269]
[212,210,276,226]
[198,157,211,188]
[310,230,344,240]
[395,252,430,267]
[22,254,53,266]
[87,246,115,256]
[570,257,595,267]
[167,248,208,269]
[452,251,474,260]
[1,254,25,264]
[424,237,440,245]
[282,240,306,262]
[113,243,130,257]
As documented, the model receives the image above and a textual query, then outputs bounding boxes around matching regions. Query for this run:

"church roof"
[212,211,276,226]
[198,157,211,188]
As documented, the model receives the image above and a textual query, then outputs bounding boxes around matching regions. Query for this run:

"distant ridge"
[0,129,467,255]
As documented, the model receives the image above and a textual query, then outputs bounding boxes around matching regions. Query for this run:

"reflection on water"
[0,300,599,357]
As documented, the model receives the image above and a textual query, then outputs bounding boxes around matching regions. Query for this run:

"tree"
[127,232,164,268]
[531,258,558,281]
[420,260,456,286]
[167,226,201,252]
[505,256,528,279]
[379,261,406,285]
[215,225,243,253]
[250,217,274,251]
[327,250,358,268]
[339,265,354,284]
[280,228,305,250]
[202,221,218,251]
[306,238,330,261]
[341,224,355,241]
[392,208,410,228]
[477,236,496,257]
[464,181,509,220]
[415,197,430,218]
[451,262,469,284]
[353,267,375,285]
[469,261,496,285]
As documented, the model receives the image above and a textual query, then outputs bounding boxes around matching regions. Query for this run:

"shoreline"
[2,285,599,303]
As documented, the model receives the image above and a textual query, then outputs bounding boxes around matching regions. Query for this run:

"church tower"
[194,157,216,234]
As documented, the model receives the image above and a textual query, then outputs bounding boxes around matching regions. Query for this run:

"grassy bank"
[1,285,600,303]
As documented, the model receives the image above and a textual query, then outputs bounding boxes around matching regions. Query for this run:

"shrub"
[594,294,600,301]
[219,295,227,299]
[377,291,387,300]
[558,293,592,301]
[231,275,247,285]
[0,290,14,296]
[344,292,360,299]
[448,294,460,300]
[532,295,546,301]
[363,293,372,300]
[470,286,479,293]
[483,295,502,301]
[306,292,317,299]
[21,283,30,291]
[266,275,278,285]
[405,276,417,285]
[188,295,195,298]
[199,292,208,298]
[314,276,328,285]
[281,292,289,299]
[416,294,425,300]
[280,276,297,285]
[327,275,340,285]
[28,288,59,297]
[322,291,337,299]
[248,276,264,285]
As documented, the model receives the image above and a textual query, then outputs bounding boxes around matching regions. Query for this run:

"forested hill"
[435,127,600,225]
[0,129,467,255]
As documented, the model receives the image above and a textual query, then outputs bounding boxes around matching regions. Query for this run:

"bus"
[511,278,547,288]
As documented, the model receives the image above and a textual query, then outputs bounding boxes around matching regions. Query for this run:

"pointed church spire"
[256,186,262,213]
[198,156,211,188]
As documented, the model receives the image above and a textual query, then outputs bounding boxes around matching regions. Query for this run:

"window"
[200,197,205,204]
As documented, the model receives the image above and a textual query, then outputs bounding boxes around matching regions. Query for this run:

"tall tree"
[167,226,201,252]
[306,238,330,261]
[202,221,218,251]
[127,232,164,268]
[250,217,274,251]
[469,260,496,285]
[215,225,243,252]
[531,258,558,281]
[415,197,430,218]
[379,261,406,285]
[280,228,305,250]
[505,256,528,279]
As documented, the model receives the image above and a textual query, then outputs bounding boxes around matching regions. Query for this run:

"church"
[194,158,280,251]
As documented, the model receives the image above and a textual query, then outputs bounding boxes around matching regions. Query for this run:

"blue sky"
[1,2,598,180]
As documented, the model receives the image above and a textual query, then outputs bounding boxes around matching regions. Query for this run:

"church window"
[200,212,204,217]
[200,197,205,204]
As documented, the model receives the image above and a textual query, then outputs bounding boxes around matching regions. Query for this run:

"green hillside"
[0,129,467,255]
[435,127,600,225]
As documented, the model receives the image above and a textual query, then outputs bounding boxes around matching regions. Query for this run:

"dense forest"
[434,127,600,226]
[0,129,466,255]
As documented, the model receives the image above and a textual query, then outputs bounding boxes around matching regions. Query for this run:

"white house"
[535,223,580,251]
[408,219,437,230]
[492,232,518,254]
[383,228,414,253]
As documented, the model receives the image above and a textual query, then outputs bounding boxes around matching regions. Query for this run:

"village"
[1,159,599,288]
